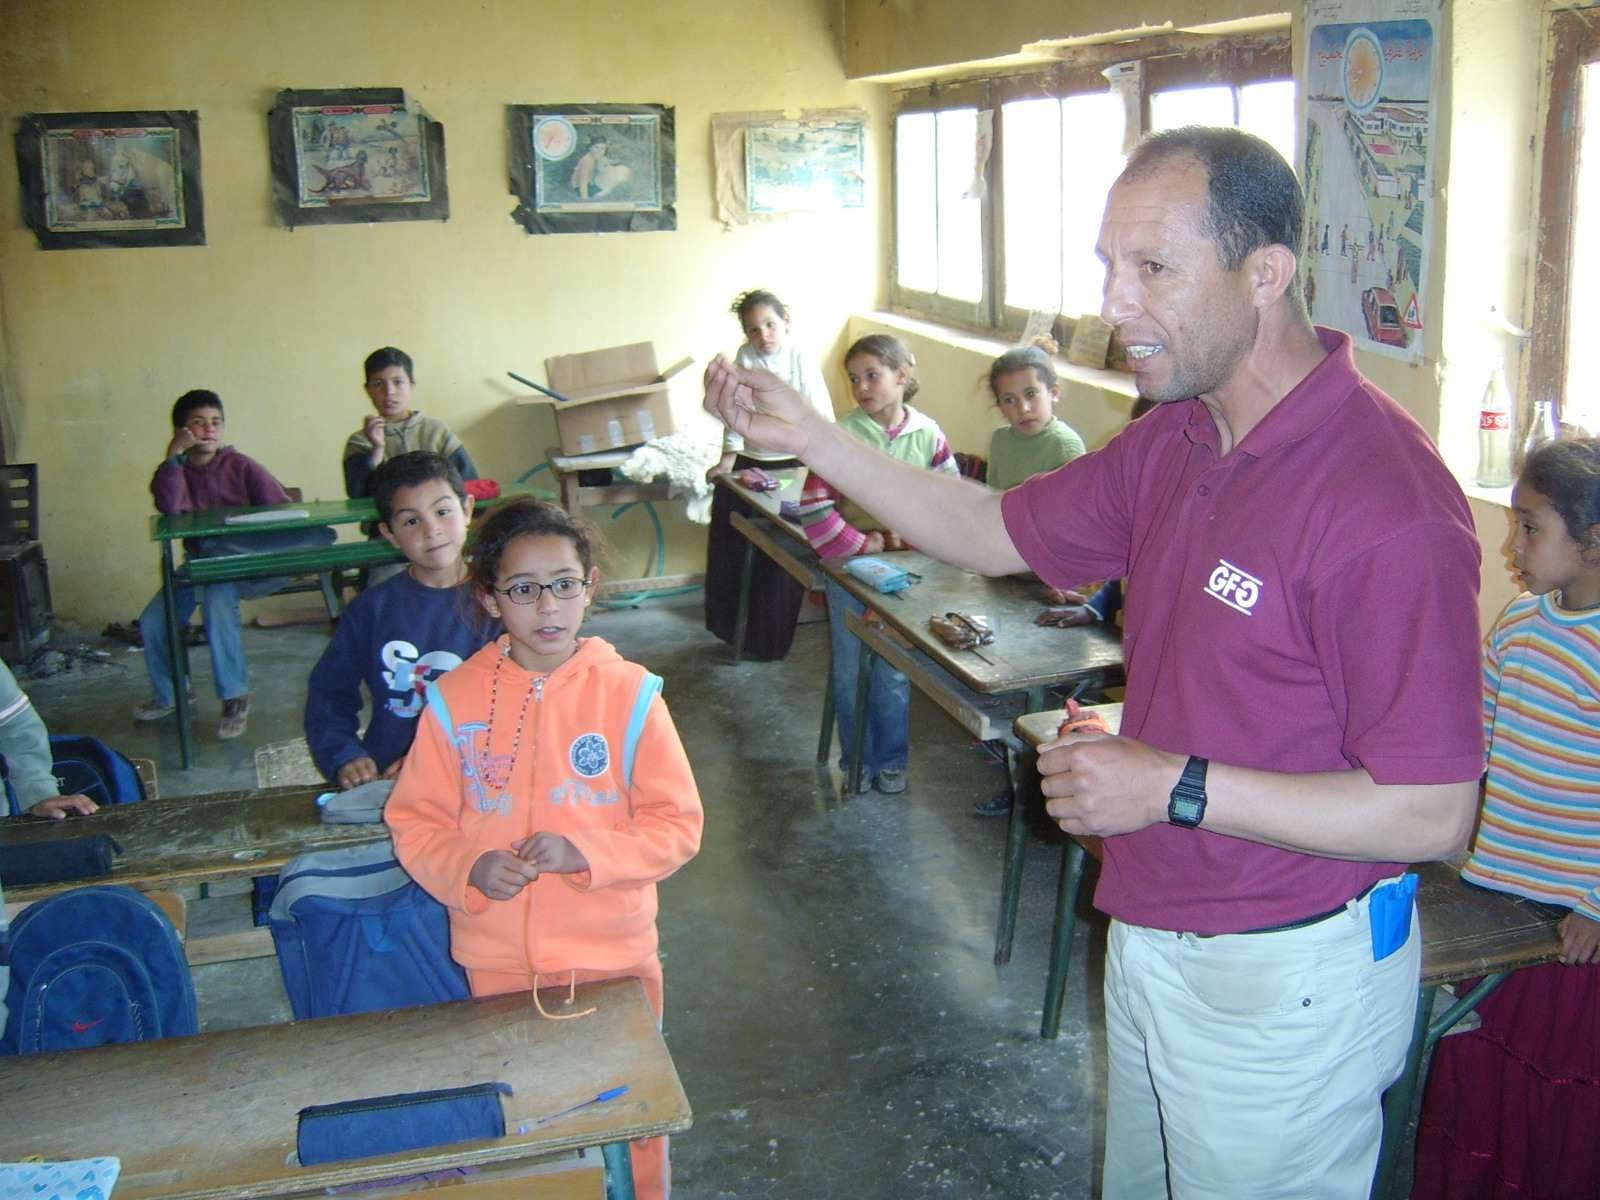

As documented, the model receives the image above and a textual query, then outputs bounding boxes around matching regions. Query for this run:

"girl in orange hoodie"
[386,498,703,1200]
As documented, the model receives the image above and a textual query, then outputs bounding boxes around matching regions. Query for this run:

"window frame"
[889,32,1293,340]
[1527,8,1600,430]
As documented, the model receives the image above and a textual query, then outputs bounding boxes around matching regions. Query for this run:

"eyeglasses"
[493,577,590,605]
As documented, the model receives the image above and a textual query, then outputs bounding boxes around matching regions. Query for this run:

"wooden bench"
[2,979,689,1200]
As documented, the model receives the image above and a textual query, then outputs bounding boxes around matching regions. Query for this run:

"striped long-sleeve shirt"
[1461,593,1600,921]
[792,405,958,558]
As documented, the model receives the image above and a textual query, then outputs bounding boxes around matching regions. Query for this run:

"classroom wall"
[0,0,887,627]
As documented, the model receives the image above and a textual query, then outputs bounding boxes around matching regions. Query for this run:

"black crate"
[0,541,53,664]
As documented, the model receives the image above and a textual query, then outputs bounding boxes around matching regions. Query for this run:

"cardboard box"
[529,341,695,456]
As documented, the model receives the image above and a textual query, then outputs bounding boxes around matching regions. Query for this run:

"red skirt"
[1412,961,1600,1200]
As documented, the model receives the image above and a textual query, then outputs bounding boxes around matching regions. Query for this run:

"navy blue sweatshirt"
[304,572,494,779]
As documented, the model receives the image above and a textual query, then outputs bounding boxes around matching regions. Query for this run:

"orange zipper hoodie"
[385,635,703,977]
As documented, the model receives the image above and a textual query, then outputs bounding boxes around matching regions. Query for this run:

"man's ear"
[1247,243,1299,309]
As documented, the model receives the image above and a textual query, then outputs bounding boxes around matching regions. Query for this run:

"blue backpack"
[1,885,197,1055]
[2,733,146,816]
[268,837,470,1021]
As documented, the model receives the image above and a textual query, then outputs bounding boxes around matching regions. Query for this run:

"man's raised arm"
[704,356,1027,576]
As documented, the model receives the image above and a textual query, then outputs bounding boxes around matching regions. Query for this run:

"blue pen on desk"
[517,1085,630,1133]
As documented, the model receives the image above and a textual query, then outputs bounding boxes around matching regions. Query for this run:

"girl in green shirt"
[984,345,1086,492]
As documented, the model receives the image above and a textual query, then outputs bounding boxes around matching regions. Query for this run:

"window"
[1532,13,1600,437]
[891,32,1294,337]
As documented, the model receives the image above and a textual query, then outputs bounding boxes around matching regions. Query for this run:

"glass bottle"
[1520,397,1559,467]
[1475,363,1513,488]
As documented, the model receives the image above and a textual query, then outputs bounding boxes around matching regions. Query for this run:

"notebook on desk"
[223,508,310,525]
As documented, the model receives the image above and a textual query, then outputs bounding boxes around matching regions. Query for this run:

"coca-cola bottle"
[1476,364,1513,488]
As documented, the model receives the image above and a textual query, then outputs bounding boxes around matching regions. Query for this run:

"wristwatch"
[1168,755,1209,828]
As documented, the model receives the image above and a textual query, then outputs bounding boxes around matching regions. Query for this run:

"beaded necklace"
[479,647,537,798]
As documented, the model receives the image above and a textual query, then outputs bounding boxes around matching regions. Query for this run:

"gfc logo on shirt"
[1205,559,1264,615]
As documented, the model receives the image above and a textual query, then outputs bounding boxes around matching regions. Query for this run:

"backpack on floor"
[267,836,469,1020]
[2,733,147,816]
[0,884,197,1055]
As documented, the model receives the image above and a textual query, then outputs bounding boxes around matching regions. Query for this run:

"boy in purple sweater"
[135,389,310,740]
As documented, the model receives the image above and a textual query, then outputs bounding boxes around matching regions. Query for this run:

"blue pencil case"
[842,556,919,595]
[297,1081,512,1166]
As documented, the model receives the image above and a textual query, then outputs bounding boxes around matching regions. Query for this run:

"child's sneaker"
[133,685,194,722]
[875,769,908,795]
[218,695,251,740]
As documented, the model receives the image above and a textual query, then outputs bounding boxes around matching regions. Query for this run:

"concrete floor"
[24,594,1110,1199]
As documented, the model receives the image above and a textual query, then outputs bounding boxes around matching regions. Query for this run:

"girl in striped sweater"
[794,334,958,795]
[1413,437,1600,1199]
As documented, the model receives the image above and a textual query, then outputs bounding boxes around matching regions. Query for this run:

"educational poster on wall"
[745,117,864,213]
[267,88,449,227]
[507,104,676,235]
[1302,0,1438,361]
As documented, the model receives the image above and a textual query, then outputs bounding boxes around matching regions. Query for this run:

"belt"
[1196,881,1379,938]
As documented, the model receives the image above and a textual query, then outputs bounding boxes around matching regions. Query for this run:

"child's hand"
[1035,605,1098,628]
[1043,586,1091,607]
[705,453,736,482]
[337,756,380,788]
[882,530,907,551]
[469,850,540,900]
[382,754,406,779]
[165,428,199,460]
[363,414,387,462]
[860,531,886,555]
[1558,912,1600,965]
[27,794,98,819]
[514,832,589,875]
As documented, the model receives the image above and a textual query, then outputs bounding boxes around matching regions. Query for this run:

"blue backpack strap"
[424,682,455,742]
[621,673,662,789]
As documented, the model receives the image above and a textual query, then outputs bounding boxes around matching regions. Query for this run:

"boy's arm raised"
[704,356,1026,576]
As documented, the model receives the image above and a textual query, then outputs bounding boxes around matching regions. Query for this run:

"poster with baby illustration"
[267,88,449,227]
[15,110,205,249]
[507,103,676,235]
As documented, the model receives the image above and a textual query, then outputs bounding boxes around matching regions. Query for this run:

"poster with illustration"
[1303,0,1438,361]
[506,104,676,235]
[745,118,865,212]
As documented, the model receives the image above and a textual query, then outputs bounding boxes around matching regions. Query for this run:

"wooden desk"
[1014,709,1565,1198]
[545,449,673,518]
[825,553,1123,968]
[0,785,385,963]
[1,979,692,1200]
[152,488,541,768]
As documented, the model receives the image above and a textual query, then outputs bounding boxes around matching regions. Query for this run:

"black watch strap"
[1168,755,1209,828]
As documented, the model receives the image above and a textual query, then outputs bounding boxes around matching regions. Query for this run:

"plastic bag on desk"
[928,612,994,650]
[842,556,919,595]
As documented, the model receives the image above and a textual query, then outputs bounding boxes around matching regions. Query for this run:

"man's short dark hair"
[1123,126,1305,271]
[364,346,414,382]
[171,389,223,427]
[371,451,466,526]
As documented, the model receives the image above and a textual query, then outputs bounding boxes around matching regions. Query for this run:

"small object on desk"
[842,556,920,595]
[1057,698,1110,738]
[0,833,121,887]
[463,478,501,500]
[927,611,995,651]
[0,1156,121,1198]
[296,1081,512,1167]
[223,508,310,525]
[736,467,780,492]
[518,1085,630,1133]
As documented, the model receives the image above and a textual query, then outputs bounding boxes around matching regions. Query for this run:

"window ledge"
[867,310,1140,399]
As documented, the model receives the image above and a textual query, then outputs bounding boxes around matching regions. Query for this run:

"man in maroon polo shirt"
[705,127,1484,1197]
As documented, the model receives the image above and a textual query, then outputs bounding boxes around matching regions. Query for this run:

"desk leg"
[161,541,194,770]
[562,469,581,518]
[601,1139,636,1200]
[1040,840,1087,1040]
[1372,972,1510,1200]
[817,649,835,765]
[994,741,1025,967]
[731,538,755,662]
[848,645,872,795]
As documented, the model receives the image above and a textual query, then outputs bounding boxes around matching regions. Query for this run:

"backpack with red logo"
[0,884,197,1055]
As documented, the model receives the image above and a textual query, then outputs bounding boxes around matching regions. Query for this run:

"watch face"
[1170,792,1205,827]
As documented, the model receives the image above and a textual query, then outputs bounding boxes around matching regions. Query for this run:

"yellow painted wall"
[0,0,887,627]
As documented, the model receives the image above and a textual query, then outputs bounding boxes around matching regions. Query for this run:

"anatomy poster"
[1303,0,1438,360]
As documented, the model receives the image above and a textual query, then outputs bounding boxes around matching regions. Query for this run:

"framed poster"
[14,110,204,249]
[507,104,676,235]
[267,88,448,227]
[745,117,865,213]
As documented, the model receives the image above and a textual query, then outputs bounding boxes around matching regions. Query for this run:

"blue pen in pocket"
[1368,872,1419,962]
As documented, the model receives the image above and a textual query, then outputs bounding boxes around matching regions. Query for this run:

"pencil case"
[316,779,395,825]
[297,1081,513,1166]
[1057,699,1110,737]
[737,467,780,491]
[928,612,994,650]
[0,833,120,887]
[842,556,919,595]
